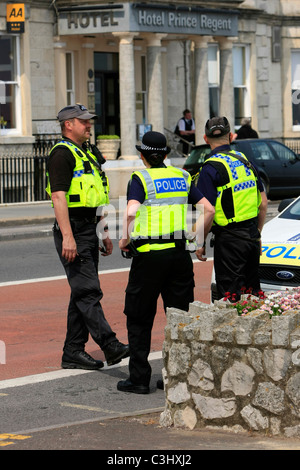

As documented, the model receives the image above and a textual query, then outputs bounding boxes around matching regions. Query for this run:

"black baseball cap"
[136,131,171,156]
[205,116,230,138]
[57,104,97,122]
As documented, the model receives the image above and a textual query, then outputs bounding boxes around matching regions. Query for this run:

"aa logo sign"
[7,3,25,33]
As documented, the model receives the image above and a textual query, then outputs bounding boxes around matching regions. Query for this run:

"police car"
[260,197,300,292]
[210,197,300,301]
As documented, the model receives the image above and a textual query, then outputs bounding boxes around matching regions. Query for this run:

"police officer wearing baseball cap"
[117,131,215,394]
[46,104,129,370]
[196,116,268,300]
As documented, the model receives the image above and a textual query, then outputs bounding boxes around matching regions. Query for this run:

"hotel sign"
[58,3,238,37]
[6,3,25,33]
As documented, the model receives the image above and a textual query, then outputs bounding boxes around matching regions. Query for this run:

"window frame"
[291,49,300,132]
[66,51,75,106]
[0,34,21,136]
[208,44,219,118]
[233,44,251,127]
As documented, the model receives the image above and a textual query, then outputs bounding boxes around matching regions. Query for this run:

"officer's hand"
[62,234,78,263]
[100,237,113,256]
[195,246,207,262]
[119,238,129,252]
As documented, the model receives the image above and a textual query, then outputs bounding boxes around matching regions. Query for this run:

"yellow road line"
[60,401,120,414]
[0,433,31,447]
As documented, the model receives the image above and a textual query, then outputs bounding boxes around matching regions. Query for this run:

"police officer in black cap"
[196,116,268,300]
[117,131,214,394]
[46,104,129,370]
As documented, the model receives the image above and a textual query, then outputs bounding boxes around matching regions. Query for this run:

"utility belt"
[121,231,188,259]
[133,230,186,247]
[53,216,99,232]
[69,216,99,224]
[212,218,261,243]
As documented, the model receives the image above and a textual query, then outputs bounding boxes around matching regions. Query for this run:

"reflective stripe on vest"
[46,141,109,208]
[130,167,190,251]
[207,151,261,226]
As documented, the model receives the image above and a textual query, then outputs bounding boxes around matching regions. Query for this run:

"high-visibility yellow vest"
[46,140,109,208]
[204,151,261,226]
[130,167,191,252]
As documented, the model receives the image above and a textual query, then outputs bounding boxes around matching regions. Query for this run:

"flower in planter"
[222,286,300,318]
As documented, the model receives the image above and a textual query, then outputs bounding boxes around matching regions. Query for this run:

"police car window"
[269,141,297,163]
[279,198,300,220]
[188,147,210,164]
[249,142,275,161]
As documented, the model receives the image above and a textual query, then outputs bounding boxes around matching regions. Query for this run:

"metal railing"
[164,127,195,158]
[0,135,60,204]
[0,155,48,204]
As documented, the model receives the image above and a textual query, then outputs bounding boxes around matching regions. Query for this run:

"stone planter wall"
[160,301,300,438]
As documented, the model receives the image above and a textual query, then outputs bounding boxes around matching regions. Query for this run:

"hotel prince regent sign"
[58,3,239,37]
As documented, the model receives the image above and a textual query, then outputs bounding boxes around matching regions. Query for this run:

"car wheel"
[260,177,269,197]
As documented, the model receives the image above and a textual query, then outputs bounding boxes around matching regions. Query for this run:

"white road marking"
[0,351,162,390]
[0,258,212,288]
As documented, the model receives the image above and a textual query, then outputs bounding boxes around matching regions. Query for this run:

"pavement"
[1,200,299,451]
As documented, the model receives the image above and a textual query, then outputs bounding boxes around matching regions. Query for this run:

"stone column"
[54,40,67,112]
[144,34,167,133]
[193,36,212,145]
[113,33,137,158]
[217,37,235,130]
[20,21,33,137]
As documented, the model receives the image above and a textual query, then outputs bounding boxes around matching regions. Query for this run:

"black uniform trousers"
[124,246,194,386]
[213,221,261,300]
[53,218,117,353]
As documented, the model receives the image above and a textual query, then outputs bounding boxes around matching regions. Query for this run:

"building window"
[0,35,21,135]
[66,52,75,105]
[291,50,300,130]
[141,55,147,123]
[233,45,250,127]
[208,44,219,118]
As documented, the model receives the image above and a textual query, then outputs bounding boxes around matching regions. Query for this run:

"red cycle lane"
[0,261,212,381]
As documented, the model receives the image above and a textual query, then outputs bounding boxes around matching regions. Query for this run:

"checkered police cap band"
[136,131,171,155]
[140,143,168,152]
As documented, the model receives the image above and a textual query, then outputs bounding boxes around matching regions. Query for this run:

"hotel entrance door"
[94,70,120,138]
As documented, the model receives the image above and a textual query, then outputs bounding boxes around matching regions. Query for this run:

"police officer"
[46,104,129,370]
[117,131,215,394]
[196,116,268,300]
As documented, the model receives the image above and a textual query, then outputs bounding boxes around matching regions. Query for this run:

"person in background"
[46,104,129,370]
[176,109,196,155]
[235,118,259,140]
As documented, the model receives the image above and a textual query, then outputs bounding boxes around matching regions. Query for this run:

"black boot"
[61,350,104,370]
[103,341,129,366]
[117,378,149,394]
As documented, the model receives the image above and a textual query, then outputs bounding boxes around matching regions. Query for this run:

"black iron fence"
[0,136,60,204]
[0,155,48,204]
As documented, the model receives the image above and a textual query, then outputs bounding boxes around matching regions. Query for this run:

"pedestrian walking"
[117,131,215,394]
[46,104,129,370]
[196,116,268,300]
